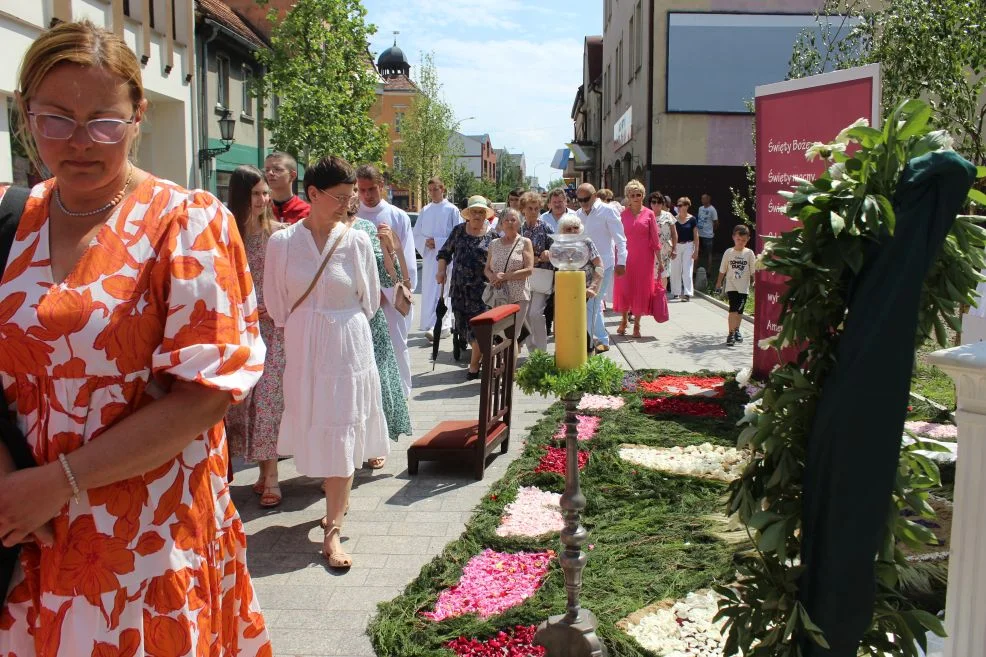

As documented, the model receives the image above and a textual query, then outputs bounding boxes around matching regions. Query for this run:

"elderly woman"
[556,214,604,314]
[265,156,389,569]
[225,165,287,507]
[0,20,270,652]
[613,180,665,337]
[649,191,677,287]
[518,191,554,352]
[485,208,535,350]
[437,195,496,379]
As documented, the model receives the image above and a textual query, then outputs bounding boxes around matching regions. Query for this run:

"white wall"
[0,97,11,183]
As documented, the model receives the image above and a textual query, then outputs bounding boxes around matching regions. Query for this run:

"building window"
[615,40,623,99]
[628,16,635,78]
[149,0,156,29]
[394,150,403,172]
[216,55,230,109]
[395,111,405,134]
[271,95,280,120]
[242,66,253,117]
[603,66,608,112]
[123,0,131,15]
[635,2,643,73]
[216,171,232,204]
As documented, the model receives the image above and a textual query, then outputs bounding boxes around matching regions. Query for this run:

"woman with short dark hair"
[265,155,389,569]
[225,165,287,507]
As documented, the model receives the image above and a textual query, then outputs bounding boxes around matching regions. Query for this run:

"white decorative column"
[927,344,986,656]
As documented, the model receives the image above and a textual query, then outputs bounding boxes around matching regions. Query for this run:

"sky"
[362,0,601,188]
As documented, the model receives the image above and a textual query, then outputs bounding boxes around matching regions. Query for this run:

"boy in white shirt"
[715,224,756,346]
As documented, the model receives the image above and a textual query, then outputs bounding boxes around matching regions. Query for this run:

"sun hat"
[461,195,494,220]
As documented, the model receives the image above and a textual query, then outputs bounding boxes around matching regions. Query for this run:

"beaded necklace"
[55,165,134,217]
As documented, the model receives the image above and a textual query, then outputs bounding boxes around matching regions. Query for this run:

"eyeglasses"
[650,199,663,204]
[29,111,135,144]
[264,167,288,175]
[576,196,592,203]
[322,191,357,205]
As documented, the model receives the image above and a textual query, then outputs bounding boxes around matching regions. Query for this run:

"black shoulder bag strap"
[0,186,36,471]
[0,186,30,271]
[0,186,33,604]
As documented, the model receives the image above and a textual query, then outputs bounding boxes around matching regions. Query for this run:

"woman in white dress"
[265,155,390,569]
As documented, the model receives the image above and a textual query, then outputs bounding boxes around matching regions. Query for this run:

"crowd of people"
[0,19,751,655]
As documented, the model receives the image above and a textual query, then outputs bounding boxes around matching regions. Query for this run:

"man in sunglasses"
[575,183,627,353]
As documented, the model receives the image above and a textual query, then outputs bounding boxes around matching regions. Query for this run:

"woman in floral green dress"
[347,213,413,444]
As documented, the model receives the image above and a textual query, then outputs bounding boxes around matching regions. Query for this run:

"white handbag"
[530,268,554,295]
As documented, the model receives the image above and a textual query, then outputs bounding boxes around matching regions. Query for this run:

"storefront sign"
[752,64,880,378]
[613,107,632,150]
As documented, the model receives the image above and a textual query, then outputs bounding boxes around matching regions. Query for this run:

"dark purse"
[0,186,35,602]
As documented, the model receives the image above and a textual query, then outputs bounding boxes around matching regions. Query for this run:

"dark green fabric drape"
[799,151,976,656]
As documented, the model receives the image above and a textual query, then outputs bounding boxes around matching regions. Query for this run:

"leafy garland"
[717,100,986,656]
[516,351,625,399]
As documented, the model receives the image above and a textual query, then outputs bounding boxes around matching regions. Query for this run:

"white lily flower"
[835,117,869,144]
[743,400,762,417]
[804,142,828,162]
[735,367,751,386]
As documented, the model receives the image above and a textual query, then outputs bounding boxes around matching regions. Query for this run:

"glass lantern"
[548,233,590,270]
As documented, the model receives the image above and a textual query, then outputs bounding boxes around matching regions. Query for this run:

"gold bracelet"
[57,453,81,504]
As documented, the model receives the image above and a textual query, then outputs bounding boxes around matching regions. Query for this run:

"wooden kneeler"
[408,304,519,480]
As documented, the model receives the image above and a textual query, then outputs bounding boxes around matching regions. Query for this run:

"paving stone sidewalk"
[232,292,752,657]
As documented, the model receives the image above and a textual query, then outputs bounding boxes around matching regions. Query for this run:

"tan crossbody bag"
[290,224,351,314]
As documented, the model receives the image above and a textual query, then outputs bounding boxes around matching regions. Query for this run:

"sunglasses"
[576,196,592,203]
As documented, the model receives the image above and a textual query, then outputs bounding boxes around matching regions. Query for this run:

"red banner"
[752,65,880,379]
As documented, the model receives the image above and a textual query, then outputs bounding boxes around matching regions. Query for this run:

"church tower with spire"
[371,32,420,209]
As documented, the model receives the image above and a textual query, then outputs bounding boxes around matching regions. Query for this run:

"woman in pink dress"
[613,179,668,337]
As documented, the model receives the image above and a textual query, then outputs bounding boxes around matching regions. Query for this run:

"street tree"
[450,163,474,205]
[393,52,460,206]
[254,0,387,166]
[790,0,986,168]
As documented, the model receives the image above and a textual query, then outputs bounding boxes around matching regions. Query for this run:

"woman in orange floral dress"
[0,21,270,655]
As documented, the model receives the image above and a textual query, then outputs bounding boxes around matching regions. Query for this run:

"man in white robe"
[413,176,462,339]
[356,164,417,397]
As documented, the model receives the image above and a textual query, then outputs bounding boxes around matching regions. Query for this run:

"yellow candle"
[554,270,588,370]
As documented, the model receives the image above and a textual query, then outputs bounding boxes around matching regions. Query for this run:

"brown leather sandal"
[322,523,352,569]
[259,483,281,508]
